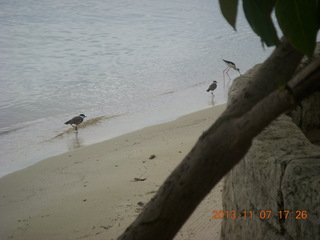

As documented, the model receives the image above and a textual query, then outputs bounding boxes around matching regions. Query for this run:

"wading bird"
[222,59,241,86]
[207,81,218,95]
[65,114,86,131]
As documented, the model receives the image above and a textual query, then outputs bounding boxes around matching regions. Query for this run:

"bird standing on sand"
[222,59,241,86]
[207,81,218,95]
[65,114,86,131]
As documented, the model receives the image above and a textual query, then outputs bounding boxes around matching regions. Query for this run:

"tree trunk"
[117,39,320,240]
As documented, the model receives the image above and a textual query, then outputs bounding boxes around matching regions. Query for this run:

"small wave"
[159,90,175,96]
[50,114,122,140]
[0,127,24,136]
[157,82,207,97]
[187,81,207,88]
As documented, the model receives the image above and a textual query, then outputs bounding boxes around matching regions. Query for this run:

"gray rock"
[221,55,320,239]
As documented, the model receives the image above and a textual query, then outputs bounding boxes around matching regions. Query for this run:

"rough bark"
[289,43,320,133]
[117,39,320,240]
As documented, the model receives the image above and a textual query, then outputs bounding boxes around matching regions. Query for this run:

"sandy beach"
[0,104,226,240]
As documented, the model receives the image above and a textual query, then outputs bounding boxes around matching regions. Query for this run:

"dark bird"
[65,114,86,131]
[222,59,241,86]
[207,81,218,95]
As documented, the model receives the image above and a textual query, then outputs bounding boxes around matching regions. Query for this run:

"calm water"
[0,0,274,177]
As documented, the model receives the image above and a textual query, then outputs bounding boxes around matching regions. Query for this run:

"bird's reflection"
[206,80,217,106]
[67,131,83,150]
[210,94,216,106]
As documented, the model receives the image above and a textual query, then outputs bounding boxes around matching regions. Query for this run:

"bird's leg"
[226,68,231,80]
[70,124,77,131]
[223,67,229,88]
[226,68,232,85]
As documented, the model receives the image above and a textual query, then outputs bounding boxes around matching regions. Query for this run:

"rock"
[289,92,320,133]
[221,50,320,239]
[221,113,320,239]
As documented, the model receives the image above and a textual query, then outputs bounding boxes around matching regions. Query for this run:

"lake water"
[0,0,274,178]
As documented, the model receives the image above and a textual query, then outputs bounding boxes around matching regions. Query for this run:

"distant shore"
[0,103,226,240]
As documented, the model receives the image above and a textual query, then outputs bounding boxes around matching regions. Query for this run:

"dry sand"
[0,104,226,240]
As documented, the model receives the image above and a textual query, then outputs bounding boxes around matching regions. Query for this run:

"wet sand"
[0,104,226,240]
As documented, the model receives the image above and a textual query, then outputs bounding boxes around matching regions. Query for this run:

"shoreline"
[0,81,227,179]
[0,103,226,240]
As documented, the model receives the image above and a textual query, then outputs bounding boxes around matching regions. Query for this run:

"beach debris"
[100,225,112,230]
[136,202,146,213]
[149,154,156,159]
[18,217,31,222]
[146,190,157,194]
[132,177,146,182]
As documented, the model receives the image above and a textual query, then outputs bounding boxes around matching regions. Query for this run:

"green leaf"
[219,0,238,30]
[243,0,279,46]
[275,0,319,57]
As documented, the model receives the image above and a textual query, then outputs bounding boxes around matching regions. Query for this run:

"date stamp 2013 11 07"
[212,210,308,220]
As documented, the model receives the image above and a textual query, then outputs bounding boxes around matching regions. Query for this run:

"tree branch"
[238,58,320,139]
